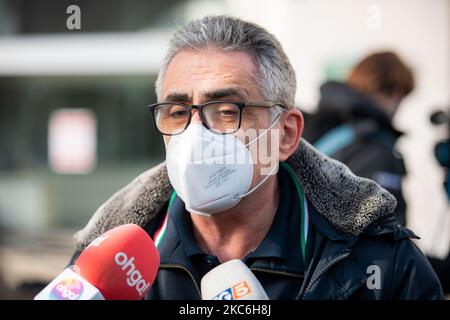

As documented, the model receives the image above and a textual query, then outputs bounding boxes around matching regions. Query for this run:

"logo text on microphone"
[213,281,252,300]
[115,252,151,297]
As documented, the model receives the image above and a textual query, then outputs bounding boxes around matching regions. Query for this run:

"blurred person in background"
[303,52,414,226]
[303,52,450,295]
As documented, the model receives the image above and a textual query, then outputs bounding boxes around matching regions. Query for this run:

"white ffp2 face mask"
[166,120,279,216]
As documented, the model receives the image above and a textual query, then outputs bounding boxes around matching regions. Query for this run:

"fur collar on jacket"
[74,139,396,249]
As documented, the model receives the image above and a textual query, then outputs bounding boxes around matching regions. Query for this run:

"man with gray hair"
[71,15,443,299]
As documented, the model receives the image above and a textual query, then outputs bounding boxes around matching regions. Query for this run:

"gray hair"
[155,15,297,109]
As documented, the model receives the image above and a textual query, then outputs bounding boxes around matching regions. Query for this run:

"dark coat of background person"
[303,80,407,225]
[303,51,416,227]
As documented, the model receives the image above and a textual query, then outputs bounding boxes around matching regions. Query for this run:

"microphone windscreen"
[201,259,269,300]
[34,267,104,300]
[75,224,159,300]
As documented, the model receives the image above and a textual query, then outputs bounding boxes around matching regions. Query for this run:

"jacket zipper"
[250,267,304,279]
[159,263,202,298]
[301,251,351,299]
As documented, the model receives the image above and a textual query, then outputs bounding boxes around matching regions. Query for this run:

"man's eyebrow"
[163,88,247,103]
[164,92,190,102]
[202,88,247,100]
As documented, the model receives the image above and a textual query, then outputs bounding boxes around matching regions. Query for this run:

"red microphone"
[35,224,160,300]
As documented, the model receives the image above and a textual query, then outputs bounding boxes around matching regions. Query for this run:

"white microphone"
[34,267,104,300]
[200,259,269,300]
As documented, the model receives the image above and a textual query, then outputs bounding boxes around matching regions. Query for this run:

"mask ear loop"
[234,161,279,199]
[242,113,283,148]
[233,112,284,200]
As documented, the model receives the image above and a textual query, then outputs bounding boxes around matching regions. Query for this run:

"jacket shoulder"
[389,236,444,299]
[354,217,444,299]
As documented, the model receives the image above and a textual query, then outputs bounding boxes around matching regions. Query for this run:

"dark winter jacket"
[70,139,443,299]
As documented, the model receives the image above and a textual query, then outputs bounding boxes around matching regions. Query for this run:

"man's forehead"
[161,48,261,102]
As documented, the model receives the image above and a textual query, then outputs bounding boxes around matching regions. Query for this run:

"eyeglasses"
[147,101,285,135]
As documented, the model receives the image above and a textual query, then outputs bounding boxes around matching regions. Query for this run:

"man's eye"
[169,109,189,118]
[217,108,238,116]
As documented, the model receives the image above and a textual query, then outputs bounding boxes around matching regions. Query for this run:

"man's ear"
[278,108,304,162]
